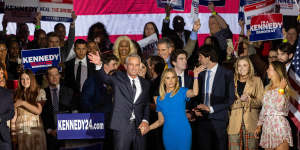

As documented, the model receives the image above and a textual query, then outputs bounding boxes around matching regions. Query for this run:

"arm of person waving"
[186,65,206,98]
[88,51,102,66]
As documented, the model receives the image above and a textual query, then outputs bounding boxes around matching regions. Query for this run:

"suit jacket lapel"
[135,77,144,103]
[200,71,206,103]
[211,65,221,94]
[71,59,75,79]
[124,73,134,102]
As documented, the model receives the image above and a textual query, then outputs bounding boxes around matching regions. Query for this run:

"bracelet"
[35,25,41,29]
[278,88,285,95]
[165,16,170,20]
[212,11,217,15]
[194,77,198,79]
[226,55,232,60]
[282,39,288,43]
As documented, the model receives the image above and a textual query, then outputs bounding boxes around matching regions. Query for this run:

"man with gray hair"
[88,53,151,150]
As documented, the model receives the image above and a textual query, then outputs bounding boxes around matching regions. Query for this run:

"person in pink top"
[255,61,296,150]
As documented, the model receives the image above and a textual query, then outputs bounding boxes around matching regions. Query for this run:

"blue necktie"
[204,70,211,106]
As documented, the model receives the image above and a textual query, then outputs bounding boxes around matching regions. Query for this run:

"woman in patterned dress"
[11,70,47,150]
[254,61,296,150]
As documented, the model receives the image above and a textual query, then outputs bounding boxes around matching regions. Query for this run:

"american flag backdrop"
[0,0,240,44]
[288,37,300,147]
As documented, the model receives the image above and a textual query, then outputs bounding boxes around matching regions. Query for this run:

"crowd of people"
[0,2,299,150]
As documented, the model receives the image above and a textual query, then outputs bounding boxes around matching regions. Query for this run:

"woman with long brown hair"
[227,56,264,149]
[254,61,296,150]
[148,67,203,150]
[11,69,47,150]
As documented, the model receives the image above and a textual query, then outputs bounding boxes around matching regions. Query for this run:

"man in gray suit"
[89,53,151,150]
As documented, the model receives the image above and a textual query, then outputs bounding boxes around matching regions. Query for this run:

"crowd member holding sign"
[41,67,75,150]
[11,69,47,150]
[162,5,199,51]
[141,22,160,58]
[227,56,264,150]
[148,67,202,150]
[88,52,151,150]
[207,2,233,62]
[254,61,295,149]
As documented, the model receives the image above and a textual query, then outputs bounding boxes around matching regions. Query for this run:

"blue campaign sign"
[249,13,283,42]
[57,113,105,140]
[21,48,61,73]
[199,0,225,6]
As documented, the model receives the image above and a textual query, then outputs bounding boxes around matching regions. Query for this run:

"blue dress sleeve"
[180,87,190,102]
[156,96,162,112]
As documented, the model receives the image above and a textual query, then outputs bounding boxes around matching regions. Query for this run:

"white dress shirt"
[74,56,88,91]
[204,64,218,113]
[128,75,142,120]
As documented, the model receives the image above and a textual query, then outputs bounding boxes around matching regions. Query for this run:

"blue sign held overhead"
[21,48,61,73]
[57,113,105,140]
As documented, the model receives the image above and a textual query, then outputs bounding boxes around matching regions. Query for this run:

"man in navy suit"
[41,67,75,150]
[89,53,151,150]
[192,45,235,150]
[0,87,14,150]
[81,53,118,149]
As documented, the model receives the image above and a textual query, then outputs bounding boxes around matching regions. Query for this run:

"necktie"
[178,76,182,87]
[204,70,211,106]
[132,79,136,99]
[52,88,59,112]
[76,61,82,90]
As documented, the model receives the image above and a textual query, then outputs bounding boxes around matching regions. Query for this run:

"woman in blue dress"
[148,67,204,150]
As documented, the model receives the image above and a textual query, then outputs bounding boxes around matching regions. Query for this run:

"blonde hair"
[113,36,137,65]
[159,68,180,100]
[234,56,255,83]
[266,61,297,99]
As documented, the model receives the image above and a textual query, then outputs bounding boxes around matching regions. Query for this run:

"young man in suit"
[0,87,14,150]
[192,45,235,150]
[88,53,151,150]
[64,39,97,110]
[41,67,75,150]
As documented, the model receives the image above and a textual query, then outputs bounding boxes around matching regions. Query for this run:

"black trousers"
[113,120,146,150]
[192,119,227,150]
[0,126,12,150]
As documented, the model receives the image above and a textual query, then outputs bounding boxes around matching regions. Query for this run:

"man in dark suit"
[0,87,14,150]
[170,49,193,89]
[64,39,96,109]
[192,45,235,150]
[88,53,151,150]
[81,53,118,149]
[41,67,75,150]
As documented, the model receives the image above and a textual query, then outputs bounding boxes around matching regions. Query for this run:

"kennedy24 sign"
[249,13,283,42]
